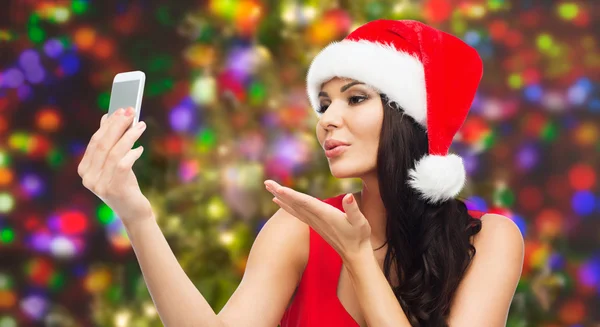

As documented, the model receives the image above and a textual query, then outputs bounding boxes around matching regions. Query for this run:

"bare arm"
[447,214,524,326]
[344,213,524,327]
[218,208,309,326]
[345,246,411,327]
[80,111,307,326]
[79,109,225,327]
[125,208,308,327]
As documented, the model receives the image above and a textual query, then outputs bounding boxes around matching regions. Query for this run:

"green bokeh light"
[28,13,40,25]
[558,3,578,20]
[0,151,11,167]
[537,34,553,51]
[483,130,496,149]
[106,284,122,303]
[495,187,515,207]
[148,55,173,73]
[488,0,506,11]
[213,0,237,21]
[156,5,173,26]
[248,82,267,106]
[72,0,89,15]
[541,121,559,142]
[198,25,217,43]
[58,35,72,49]
[0,228,15,244]
[47,148,65,169]
[49,271,66,292]
[98,92,110,110]
[508,73,523,89]
[98,203,116,226]
[145,78,174,97]
[28,26,45,43]
[197,128,217,153]
[365,2,385,21]
[9,132,29,152]
[0,273,14,290]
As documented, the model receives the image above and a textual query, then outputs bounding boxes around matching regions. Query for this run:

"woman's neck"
[355,175,387,249]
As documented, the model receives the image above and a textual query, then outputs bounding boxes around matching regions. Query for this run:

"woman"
[78,20,524,327]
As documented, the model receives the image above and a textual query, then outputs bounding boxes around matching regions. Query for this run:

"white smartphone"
[108,71,145,130]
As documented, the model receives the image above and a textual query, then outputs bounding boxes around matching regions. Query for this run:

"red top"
[280,193,485,327]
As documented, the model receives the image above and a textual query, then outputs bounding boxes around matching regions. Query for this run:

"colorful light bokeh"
[0,0,598,326]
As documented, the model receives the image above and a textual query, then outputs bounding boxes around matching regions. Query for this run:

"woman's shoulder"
[260,208,311,277]
[471,213,524,258]
[265,194,343,281]
[264,193,342,261]
[478,213,523,237]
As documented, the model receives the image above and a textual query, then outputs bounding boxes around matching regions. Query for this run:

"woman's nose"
[320,114,341,130]
[319,104,344,129]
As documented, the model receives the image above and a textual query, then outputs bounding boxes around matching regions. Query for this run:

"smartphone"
[108,71,145,130]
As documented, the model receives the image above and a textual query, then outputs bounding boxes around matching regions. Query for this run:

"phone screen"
[108,80,140,116]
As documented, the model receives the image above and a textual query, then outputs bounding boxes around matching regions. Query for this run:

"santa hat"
[306,19,483,204]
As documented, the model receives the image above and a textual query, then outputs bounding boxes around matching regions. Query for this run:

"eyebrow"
[318,81,365,97]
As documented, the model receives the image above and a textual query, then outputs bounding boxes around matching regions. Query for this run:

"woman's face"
[315,77,384,179]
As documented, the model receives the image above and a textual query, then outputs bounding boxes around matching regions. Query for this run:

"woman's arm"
[447,214,524,326]
[344,246,412,327]
[217,208,309,326]
[125,207,308,327]
[344,213,524,327]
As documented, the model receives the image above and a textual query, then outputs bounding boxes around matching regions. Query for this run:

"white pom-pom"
[407,154,466,204]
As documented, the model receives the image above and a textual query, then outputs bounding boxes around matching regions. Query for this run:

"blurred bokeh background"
[0,0,599,326]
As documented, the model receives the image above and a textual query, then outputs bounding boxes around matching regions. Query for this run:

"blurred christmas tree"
[1,0,598,326]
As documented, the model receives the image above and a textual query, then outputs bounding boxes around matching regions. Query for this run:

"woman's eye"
[349,96,367,105]
[317,96,366,113]
[317,104,329,113]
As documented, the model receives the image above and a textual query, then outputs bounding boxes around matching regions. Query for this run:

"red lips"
[324,139,350,150]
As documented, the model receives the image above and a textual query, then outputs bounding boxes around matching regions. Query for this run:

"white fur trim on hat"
[306,39,428,127]
[407,154,466,204]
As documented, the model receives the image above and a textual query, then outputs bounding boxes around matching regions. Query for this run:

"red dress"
[279,193,485,327]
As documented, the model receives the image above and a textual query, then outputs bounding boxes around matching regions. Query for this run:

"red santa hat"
[306,19,483,204]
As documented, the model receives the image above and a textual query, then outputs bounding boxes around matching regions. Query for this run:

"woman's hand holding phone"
[78,107,153,228]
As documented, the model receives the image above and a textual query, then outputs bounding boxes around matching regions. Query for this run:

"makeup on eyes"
[319,90,370,101]
[317,92,371,113]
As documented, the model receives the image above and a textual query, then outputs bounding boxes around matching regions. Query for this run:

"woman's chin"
[329,163,358,179]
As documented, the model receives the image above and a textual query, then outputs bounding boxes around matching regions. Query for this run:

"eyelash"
[317,95,368,114]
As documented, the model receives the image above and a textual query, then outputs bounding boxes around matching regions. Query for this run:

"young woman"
[78,20,524,327]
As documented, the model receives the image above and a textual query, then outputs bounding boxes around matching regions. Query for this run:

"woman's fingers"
[87,108,135,177]
[111,146,144,183]
[101,120,147,180]
[78,113,111,177]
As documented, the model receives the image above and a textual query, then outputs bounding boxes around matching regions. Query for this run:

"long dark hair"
[377,94,482,326]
